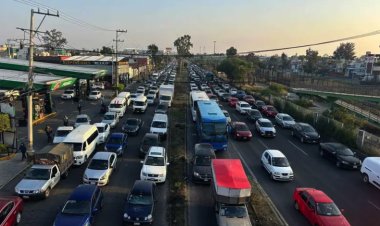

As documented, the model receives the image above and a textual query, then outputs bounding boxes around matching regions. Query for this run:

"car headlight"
[34,189,41,194]
[145,214,152,220]
[142,172,148,176]
[117,147,122,151]
[83,174,88,180]
[236,133,240,136]
[193,172,200,177]
[123,213,130,219]
[83,221,90,226]
[100,175,106,180]
[304,134,310,138]
[77,155,84,159]
[341,161,348,164]
[158,173,164,177]
[274,172,281,175]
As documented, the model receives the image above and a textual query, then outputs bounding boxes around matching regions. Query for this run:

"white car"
[275,113,296,128]
[102,111,119,128]
[222,110,231,124]
[95,123,110,144]
[74,114,91,128]
[53,126,74,144]
[91,82,105,90]
[236,101,251,114]
[61,89,75,99]
[88,90,102,100]
[147,94,156,105]
[130,93,138,104]
[255,118,276,137]
[83,152,117,186]
[229,88,237,96]
[261,149,294,181]
[140,146,169,183]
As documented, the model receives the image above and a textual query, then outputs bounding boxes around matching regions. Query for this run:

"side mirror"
[166,162,170,166]
[341,209,345,213]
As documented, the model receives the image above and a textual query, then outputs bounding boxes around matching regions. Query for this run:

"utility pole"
[113,29,127,95]
[20,9,59,155]
[213,41,216,55]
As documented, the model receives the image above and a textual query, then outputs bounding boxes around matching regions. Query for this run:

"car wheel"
[294,201,300,211]
[300,137,304,143]
[16,212,22,224]
[44,188,51,199]
[336,161,341,168]
[363,174,369,183]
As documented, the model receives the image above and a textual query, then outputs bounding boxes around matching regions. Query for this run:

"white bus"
[189,90,210,122]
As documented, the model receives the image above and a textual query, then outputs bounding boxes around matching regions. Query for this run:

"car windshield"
[97,126,105,133]
[194,156,212,166]
[134,101,145,106]
[128,194,153,205]
[64,91,74,94]
[260,121,273,127]
[126,119,139,126]
[109,104,123,108]
[202,122,227,136]
[55,130,71,137]
[160,96,171,101]
[143,137,158,146]
[316,202,342,216]
[76,117,88,123]
[137,90,144,94]
[245,95,253,99]
[267,106,276,111]
[149,91,155,95]
[104,114,115,120]
[147,96,154,100]
[152,121,166,128]
[90,91,98,95]
[302,125,315,132]
[235,124,249,131]
[338,148,354,156]
[145,156,165,166]
[256,101,265,106]
[24,168,50,180]
[282,116,294,121]
[108,137,122,145]
[157,105,167,111]
[250,111,261,116]
[272,157,290,167]
[88,159,109,170]
[62,200,91,215]
[241,104,250,108]
[220,205,248,218]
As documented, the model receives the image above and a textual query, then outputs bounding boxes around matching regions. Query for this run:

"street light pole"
[27,9,35,155]
[114,29,127,95]
[213,41,216,55]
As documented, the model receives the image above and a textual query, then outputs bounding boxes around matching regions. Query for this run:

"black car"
[291,123,320,143]
[123,180,156,225]
[319,142,362,169]
[253,100,265,111]
[155,103,169,114]
[246,109,263,122]
[192,143,216,183]
[221,93,231,102]
[139,133,160,158]
[122,118,143,135]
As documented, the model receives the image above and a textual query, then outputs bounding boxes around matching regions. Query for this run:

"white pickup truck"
[15,143,74,199]
[0,89,20,101]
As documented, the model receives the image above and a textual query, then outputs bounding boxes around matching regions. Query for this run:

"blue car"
[105,132,128,156]
[53,184,103,226]
[236,90,246,100]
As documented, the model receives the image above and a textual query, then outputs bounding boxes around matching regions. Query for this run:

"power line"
[14,0,115,32]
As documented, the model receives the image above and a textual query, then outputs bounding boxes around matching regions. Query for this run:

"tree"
[226,47,237,57]
[333,43,355,60]
[174,35,193,56]
[42,29,67,51]
[304,48,319,73]
[281,53,290,70]
[100,46,113,54]
[147,44,159,67]
[217,57,251,82]
[267,55,280,70]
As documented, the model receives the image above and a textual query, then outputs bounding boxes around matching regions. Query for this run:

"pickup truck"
[0,89,20,102]
[212,159,252,226]
[15,143,74,199]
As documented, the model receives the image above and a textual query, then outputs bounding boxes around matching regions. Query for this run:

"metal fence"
[356,130,380,156]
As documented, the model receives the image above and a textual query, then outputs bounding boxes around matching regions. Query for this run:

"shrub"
[113,84,125,92]
[0,144,7,154]
[294,99,314,108]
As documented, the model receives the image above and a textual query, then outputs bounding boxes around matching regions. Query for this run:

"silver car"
[83,152,117,186]
[102,111,119,128]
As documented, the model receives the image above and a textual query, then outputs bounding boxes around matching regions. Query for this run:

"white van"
[117,92,131,106]
[63,125,99,165]
[133,95,148,113]
[361,157,380,189]
[109,97,127,117]
[150,113,168,140]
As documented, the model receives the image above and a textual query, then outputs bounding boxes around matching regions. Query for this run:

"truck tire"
[44,188,51,199]
[363,173,369,183]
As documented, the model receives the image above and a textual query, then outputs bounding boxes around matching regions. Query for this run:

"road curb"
[0,162,32,190]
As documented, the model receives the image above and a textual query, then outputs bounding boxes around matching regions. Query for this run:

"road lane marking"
[288,140,309,156]
[230,141,256,179]
[368,201,380,211]
[257,139,269,149]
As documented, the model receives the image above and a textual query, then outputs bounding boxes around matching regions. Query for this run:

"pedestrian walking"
[45,125,53,143]
[63,115,69,126]
[19,142,27,161]
[77,103,82,115]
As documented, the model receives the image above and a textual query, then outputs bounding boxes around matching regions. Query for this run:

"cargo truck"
[15,143,74,199]
[159,84,174,107]
[211,159,252,226]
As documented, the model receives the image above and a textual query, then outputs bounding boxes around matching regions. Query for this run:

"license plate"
[90,182,96,185]
[133,223,140,225]
[22,196,30,199]
[204,179,209,182]
[353,166,357,169]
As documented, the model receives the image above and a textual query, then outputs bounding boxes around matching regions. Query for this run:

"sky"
[2,0,380,57]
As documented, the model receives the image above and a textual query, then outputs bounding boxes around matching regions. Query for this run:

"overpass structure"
[292,88,380,103]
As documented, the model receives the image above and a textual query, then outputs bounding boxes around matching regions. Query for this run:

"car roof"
[305,188,333,203]
[56,126,74,131]
[105,111,116,115]
[148,146,165,157]
[69,184,97,201]
[110,133,125,138]
[143,133,159,139]
[277,113,290,117]
[131,180,154,195]
[238,101,249,105]
[233,121,246,126]
[194,144,215,157]
[297,122,311,127]
[265,149,285,158]
[95,122,107,127]
[76,114,89,118]
[258,118,271,123]
[31,164,55,169]
[92,151,113,160]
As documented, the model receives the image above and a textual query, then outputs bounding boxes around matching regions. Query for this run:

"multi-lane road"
[186,82,380,226]
[0,88,168,226]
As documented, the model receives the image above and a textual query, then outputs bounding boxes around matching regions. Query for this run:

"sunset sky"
[2,0,380,57]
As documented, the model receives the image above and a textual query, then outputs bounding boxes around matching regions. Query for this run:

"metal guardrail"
[335,100,380,124]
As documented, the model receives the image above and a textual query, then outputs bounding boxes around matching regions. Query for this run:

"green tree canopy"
[147,44,159,67]
[174,35,193,56]
[333,42,355,60]
[42,29,67,51]
[304,48,319,73]
[226,47,237,57]
[100,46,113,54]
[217,57,252,82]
[281,53,290,70]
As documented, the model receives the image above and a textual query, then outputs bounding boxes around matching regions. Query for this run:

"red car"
[229,122,252,140]
[261,105,278,117]
[293,188,350,226]
[0,196,23,226]
[243,95,256,105]
[228,97,239,108]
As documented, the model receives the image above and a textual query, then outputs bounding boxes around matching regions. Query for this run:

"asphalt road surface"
[0,89,168,226]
